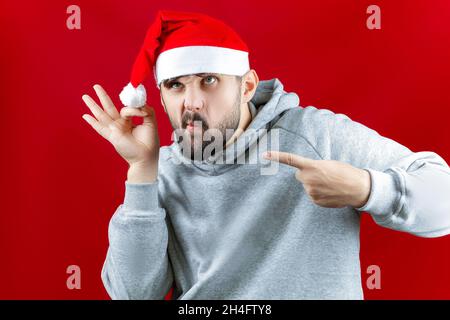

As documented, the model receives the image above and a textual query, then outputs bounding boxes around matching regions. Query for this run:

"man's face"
[160,73,243,161]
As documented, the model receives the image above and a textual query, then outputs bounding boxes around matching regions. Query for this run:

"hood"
[170,77,300,175]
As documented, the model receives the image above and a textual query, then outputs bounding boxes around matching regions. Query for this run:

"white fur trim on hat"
[119,83,147,108]
[155,45,249,86]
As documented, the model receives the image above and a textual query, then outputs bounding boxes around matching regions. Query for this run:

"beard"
[166,89,242,161]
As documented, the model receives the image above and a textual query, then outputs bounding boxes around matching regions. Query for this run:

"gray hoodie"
[101,78,450,299]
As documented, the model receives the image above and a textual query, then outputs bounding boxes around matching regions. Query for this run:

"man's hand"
[81,84,160,183]
[263,151,371,208]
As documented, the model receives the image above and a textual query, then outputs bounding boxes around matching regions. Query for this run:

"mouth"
[185,120,203,133]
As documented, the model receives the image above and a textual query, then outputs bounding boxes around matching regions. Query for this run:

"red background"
[1,0,450,299]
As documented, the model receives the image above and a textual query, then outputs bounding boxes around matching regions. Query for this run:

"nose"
[183,87,205,112]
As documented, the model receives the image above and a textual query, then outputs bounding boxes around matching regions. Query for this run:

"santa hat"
[119,9,250,108]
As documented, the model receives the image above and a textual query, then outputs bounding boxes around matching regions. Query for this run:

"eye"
[203,75,217,85]
[169,81,182,89]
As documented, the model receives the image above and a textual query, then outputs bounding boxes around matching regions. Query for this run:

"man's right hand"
[81,84,160,183]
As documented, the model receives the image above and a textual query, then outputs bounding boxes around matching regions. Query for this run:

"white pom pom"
[119,83,147,108]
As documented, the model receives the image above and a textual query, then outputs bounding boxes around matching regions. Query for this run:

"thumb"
[139,105,157,125]
[119,106,148,120]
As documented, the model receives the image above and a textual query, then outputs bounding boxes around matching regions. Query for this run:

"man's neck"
[225,102,252,148]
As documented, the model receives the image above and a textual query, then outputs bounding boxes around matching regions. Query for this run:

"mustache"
[181,112,209,130]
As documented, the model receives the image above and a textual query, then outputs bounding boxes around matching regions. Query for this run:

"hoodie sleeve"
[101,179,174,299]
[290,106,450,238]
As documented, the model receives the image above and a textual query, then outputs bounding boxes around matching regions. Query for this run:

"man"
[81,10,450,299]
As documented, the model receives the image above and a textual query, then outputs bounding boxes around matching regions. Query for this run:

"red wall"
[1,0,449,299]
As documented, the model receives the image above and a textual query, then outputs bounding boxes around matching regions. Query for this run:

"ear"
[241,69,259,104]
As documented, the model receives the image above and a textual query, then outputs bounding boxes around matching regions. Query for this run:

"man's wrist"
[127,161,158,183]
[350,168,371,208]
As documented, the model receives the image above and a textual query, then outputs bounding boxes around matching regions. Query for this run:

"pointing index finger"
[263,151,313,169]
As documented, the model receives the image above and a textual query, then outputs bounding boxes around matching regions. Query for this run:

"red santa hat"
[119,9,251,108]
